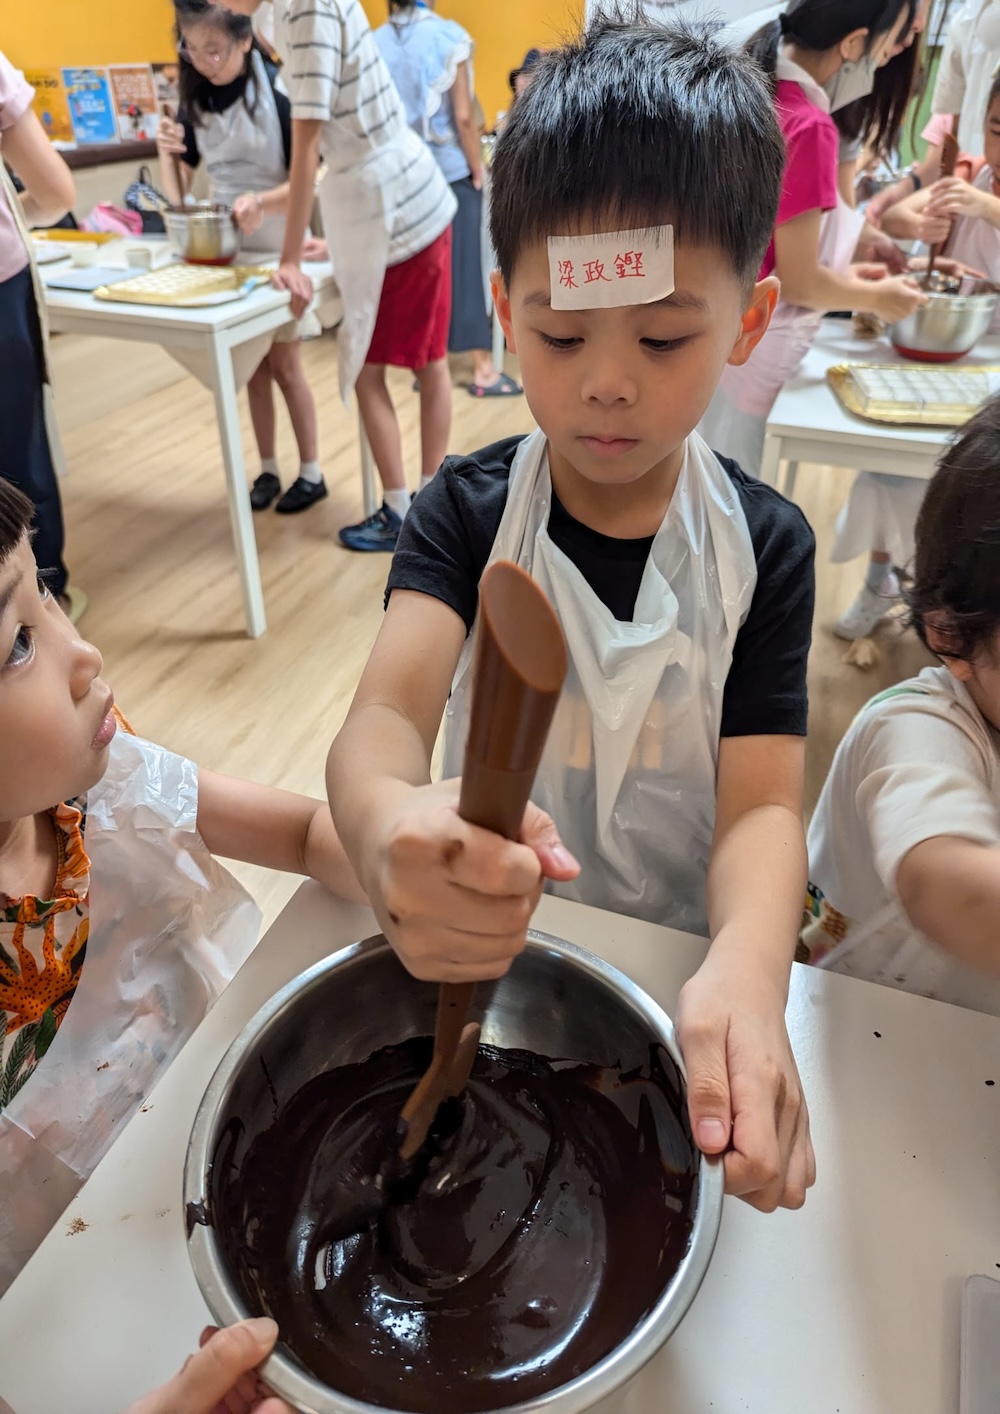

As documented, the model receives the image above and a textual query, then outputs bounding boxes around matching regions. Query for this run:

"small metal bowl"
[163,203,241,266]
[185,931,724,1414]
[890,282,999,362]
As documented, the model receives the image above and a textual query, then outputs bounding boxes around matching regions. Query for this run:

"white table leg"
[207,332,267,639]
[358,406,378,517]
[783,460,800,500]
[759,433,784,489]
[492,306,506,373]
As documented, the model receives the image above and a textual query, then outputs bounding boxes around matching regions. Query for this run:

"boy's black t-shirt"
[386,435,816,738]
[179,57,292,170]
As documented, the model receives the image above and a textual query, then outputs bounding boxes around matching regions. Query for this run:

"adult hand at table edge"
[123,1319,291,1414]
[272,261,313,319]
[675,959,815,1213]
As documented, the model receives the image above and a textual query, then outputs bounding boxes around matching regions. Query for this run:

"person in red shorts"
[213,0,457,553]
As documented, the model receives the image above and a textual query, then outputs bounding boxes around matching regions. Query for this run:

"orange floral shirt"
[0,803,90,1114]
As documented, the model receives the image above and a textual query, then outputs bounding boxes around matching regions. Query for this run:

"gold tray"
[93,264,274,308]
[828,362,1000,427]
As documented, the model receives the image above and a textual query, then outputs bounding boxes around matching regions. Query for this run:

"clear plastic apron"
[442,428,757,936]
[200,48,290,255]
[0,730,260,1295]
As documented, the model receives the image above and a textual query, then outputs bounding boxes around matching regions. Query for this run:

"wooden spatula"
[397,560,568,1162]
[924,124,961,290]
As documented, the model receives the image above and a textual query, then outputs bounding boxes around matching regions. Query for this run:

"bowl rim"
[184,930,725,1414]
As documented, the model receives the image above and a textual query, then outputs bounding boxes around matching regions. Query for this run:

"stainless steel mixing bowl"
[185,931,724,1414]
[890,284,999,361]
[163,203,241,265]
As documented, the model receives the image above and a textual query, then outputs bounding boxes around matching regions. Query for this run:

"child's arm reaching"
[196,769,366,902]
[232,183,291,235]
[924,175,1000,231]
[327,591,579,981]
[896,838,1000,972]
[675,734,815,1213]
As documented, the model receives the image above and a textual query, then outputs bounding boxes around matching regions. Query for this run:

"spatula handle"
[925,127,961,285]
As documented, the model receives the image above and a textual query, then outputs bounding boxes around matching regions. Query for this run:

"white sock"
[865,560,896,594]
[384,488,412,520]
[260,456,279,477]
[298,460,323,485]
[419,474,435,491]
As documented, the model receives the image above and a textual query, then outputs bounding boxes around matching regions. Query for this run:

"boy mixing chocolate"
[328,18,817,1213]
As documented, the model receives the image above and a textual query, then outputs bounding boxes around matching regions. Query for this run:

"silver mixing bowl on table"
[185,931,724,1414]
[163,202,242,266]
[890,273,1000,362]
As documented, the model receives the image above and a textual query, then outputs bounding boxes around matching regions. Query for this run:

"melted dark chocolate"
[217,1040,697,1413]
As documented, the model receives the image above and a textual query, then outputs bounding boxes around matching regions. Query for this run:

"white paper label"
[547,227,674,310]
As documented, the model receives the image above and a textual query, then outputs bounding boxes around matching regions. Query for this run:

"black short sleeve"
[387,440,816,740]
[386,436,521,629]
[718,458,815,738]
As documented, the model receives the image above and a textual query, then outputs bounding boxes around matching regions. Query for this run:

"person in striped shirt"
[215,0,457,552]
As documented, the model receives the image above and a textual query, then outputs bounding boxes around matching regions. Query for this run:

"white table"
[40,248,373,639]
[1,886,997,1413]
[760,319,1000,497]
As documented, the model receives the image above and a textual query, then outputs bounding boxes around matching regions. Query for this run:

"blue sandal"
[469,372,522,398]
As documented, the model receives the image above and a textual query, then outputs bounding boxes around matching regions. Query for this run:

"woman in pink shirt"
[700,0,925,475]
[0,50,79,616]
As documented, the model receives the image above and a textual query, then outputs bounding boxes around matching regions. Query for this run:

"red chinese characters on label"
[557,259,578,289]
[547,227,673,309]
[614,250,645,279]
[583,258,612,285]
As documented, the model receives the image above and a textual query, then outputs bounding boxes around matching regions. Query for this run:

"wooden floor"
[49,329,932,931]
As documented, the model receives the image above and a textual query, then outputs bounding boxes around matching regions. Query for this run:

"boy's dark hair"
[489,18,785,290]
[909,395,1000,662]
[175,0,263,125]
[0,480,33,567]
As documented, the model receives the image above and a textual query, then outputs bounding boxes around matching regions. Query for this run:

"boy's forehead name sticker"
[547,227,674,311]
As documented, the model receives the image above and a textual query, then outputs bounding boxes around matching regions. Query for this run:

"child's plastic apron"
[200,48,291,255]
[164,50,303,389]
[698,56,864,475]
[442,428,758,937]
[0,730,259,1295]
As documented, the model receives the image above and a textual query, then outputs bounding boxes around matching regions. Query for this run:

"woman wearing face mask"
[699,0,927,475]
[834,0,928,212]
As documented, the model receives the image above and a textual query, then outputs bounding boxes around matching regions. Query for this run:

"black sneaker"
[338,502,405,552]
[275,476,329,514]
[250,471,281,510]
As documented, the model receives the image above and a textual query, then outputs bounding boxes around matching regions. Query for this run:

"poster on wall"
[23,68,75,147]
[62,67,118,145]
[152,62,181,120]
[109,63,160,141]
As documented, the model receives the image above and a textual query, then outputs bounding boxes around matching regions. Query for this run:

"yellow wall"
[4,0,581,129]
[359,0,584,128]
[3,0,177,68]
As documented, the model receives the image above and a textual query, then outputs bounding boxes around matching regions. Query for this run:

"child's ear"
[727,276,779,367]
[924,613,976,681]
[491,271,518,354]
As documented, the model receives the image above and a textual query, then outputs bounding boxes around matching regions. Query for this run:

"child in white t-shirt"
[806,395,1000,1013]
